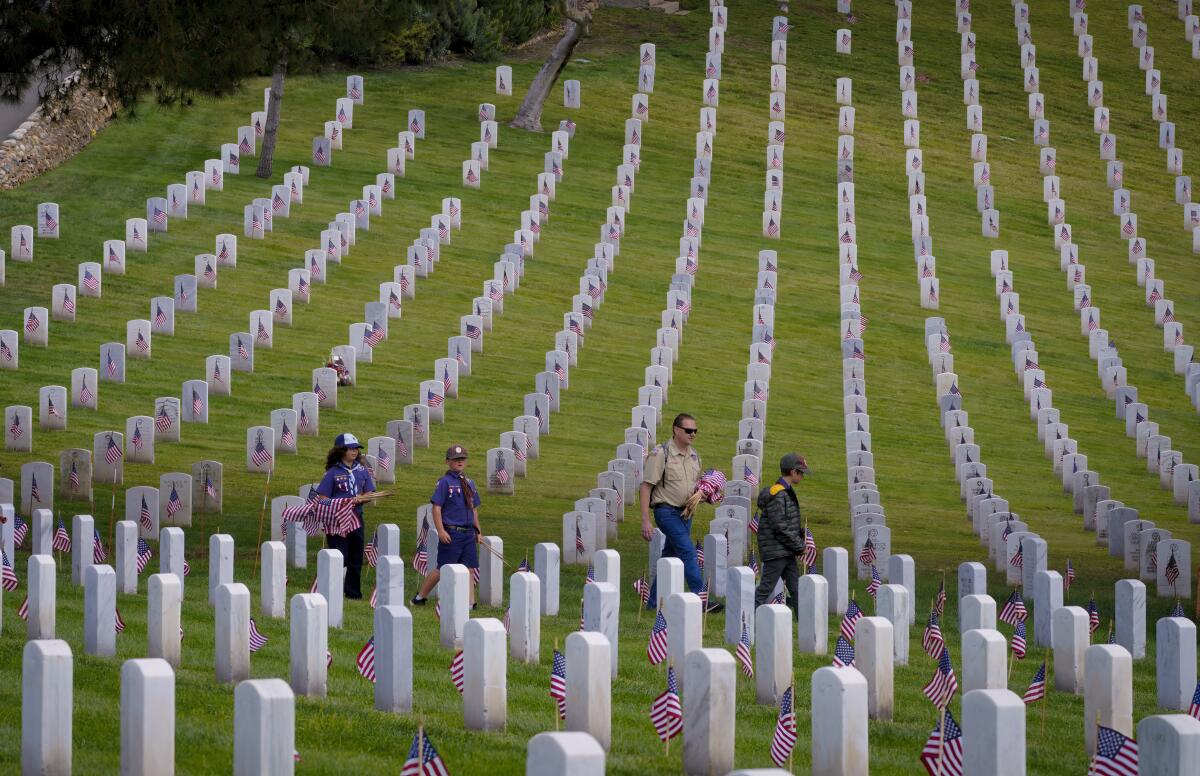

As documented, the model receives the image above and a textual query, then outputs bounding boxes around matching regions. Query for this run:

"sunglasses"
[677,427,699,435]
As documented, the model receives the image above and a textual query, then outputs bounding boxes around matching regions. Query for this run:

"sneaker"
[471,603,478,611]
[410,595,427,606]
[705,600,724,614]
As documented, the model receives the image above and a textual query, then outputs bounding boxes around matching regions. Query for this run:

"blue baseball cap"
[334,432,363,449]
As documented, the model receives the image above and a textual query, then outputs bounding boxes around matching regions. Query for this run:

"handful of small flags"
[685,468,727,516]
[280,489,396,537]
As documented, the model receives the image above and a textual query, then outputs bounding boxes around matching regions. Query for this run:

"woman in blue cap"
[314,432,375,599]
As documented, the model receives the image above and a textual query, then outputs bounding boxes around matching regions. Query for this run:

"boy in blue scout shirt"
[315,432,376,599]
[411,444,482,607]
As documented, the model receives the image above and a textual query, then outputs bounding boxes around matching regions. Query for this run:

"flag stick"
[1039,649,1049,738]
[664,658,672,757]
[935,704,946,776]
[199,464,209,561]
[478,538,510,567]
[554,638,560,732]
[788,672,795,774]
[252,465,274,579]
[108,480,117,550]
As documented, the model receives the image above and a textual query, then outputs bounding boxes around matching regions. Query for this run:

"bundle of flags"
[280,494,359,537]
[694,469,727,504]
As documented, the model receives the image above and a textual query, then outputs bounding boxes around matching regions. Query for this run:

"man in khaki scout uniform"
[641,413,719,611]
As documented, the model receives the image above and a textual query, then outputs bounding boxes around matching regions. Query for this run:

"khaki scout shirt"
[643,439,702,508]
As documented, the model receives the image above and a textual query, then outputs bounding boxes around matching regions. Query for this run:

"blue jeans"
[647,504,704,608]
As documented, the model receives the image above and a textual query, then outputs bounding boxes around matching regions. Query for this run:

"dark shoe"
[410,595,427,606]
[705,600,724,614]
[471,603,478,611]
[345,592,363,600]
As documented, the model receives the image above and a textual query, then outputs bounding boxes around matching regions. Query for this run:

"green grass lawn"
[1,0,1198,773]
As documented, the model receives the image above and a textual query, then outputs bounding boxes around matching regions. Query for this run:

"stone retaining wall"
[0,85,114,190]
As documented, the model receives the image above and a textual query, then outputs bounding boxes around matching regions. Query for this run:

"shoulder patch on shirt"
[769,483,786,496]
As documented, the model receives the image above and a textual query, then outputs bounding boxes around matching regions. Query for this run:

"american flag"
[801,527,818,569]
[212,168,221,186]
[400,730,450,776]
[8,412,23,439]
[1164,552,1180,587]
[135,332,149,353]
[67,459,78,490]
[1021,660,1048,704]
[923,647,958,708]
[314,146,326,164]
[136,538,154,573]
[79,378,93,405]
[52,519,72,552]
[841,598,863,641]
[166,484,182,517]
[356,637,376,682]
[1087,596,1100,634]
[449,649,465,693]
[852,344,865,361]
[549,649,568,719]
[137,495,153,531]
[13,515,28,547]
[43,209,58,233]
[60,290,75,315]
[24,310,40,334]
[256,320,270,343]
[297,276,309,298]
[279,422,294,449]
[922,610,944,658]
[920,709,964,776]
[650,665,683,741]
[153,208,167,226]
[1011,619,1027,659]
[251,436,273,468]
[249,618,269,651]
[735,619,754,677]
[866,565,881,599]
[833,636,855,667]
[191,390,204,418]
[1000,590,1027,625]
[858,538,876,566]
[239,137,253,155]
[363,322,385,348]
[1188,681,1200,719]
[1,550,18,591]
[104,434,123,465]
[93,529,107,563]
[695,538,706,570]
[465,323,481,340]
[425,389,443,409]
[1091,725,1139,776]
[633,575,649,606]
[768,685,797,766]
[154,304,168,327]
[647,609,669,664]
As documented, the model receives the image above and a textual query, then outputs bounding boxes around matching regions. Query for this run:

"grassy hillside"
[0,0,1197,772]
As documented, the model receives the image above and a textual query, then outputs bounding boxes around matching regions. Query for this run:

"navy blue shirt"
[431,470,480,526]
[315,461,375,518]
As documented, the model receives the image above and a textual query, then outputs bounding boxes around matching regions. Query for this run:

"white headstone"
[463,618,507,730]
[233,679,294,776]
[565,631,611,751]
[962,689,1025,775]
[1156,617,1198,710]
[120,658,175,776]
[83,564,117,657]
[317,549,344,629]
[22,639,73,773]
[147,573,182,668]
[683,648,736,775]
[798,573,829,654]
[1084,644,1133,755]
[374,604,413,713]
[811,665,868,776]
[215,582,251,684]
[439,563,470,648]
[1053,606,1089,693]
[289,593,328,698]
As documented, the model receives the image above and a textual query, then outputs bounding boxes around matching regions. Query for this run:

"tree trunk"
[256,52,287,178]
[510,17,586,132]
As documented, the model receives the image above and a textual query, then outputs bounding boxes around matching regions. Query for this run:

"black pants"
[327,521,365,598]
[754,555,800,611]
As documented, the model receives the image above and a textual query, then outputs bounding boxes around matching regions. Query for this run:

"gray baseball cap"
[780,452,809,475]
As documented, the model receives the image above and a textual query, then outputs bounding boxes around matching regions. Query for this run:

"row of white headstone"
[832,72,897,593]
[1075,3,1200,416]
[3,75,355,368]
[558,25,732,568]
[479,70,653,500]
[995,3,1199,591]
